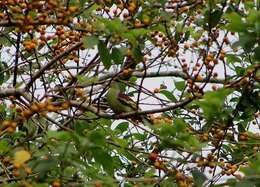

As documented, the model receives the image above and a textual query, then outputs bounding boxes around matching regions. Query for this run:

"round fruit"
[148,152,158,161]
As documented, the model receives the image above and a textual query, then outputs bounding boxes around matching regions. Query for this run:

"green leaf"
[183,31,190,41]
[255,21,260,38]
[0,36,12,47]
[115,122,129,133]
[247,9,260,25]
[173,118,187,132]
[33,159,58,180]
[239,33,257,52]
[122,29,148,46]
[47,131,71,142]
[191,29,203,40]
[235,66,246,76]
[77,75,98,85]
[113,137,128,148]
[79,0,87,7]
[74,120,89,135]
[91,147,114,175]
[209,9,222,28]
[254,46,260,61]
[101,18,127,34]
[132,47,143,62]
[111,48,126,64]
[88,129,106,146]
[175,81,185,91]
[159,124,176,137]
[0,139,10,154]
[83,36,99,49]
[234,180,256,187]
[159,0,167,5]
[225,12,247,32]
[192,168,207,187]
[132,133,146,141]
[226,54,242,64]
[194,89,233,121]
[0,61,10,85]
[98,41,112,69]
[160,90,177,102]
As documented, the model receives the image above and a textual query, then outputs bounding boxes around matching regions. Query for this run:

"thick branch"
[0,88,32,102]
[69,97,193,118]
[78,71,227,89]
[0,88,24,98]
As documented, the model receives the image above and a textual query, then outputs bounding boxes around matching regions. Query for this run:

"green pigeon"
[106,81,152,124]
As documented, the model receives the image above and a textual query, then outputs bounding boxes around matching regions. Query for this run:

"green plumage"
[106,81,152,125]
[106,82,136,114]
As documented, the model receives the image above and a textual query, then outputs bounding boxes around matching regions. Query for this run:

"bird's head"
[109,81,125,93]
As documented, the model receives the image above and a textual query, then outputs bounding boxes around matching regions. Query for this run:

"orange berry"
[95,181,102,187]
[178,181,187,187]
[6,127,16,133]
[206,54,213,62]
[122,69,130,76]
[154,160,161,168]
[196,75,203,81]
[184,43,189,49]
[175,171,185,180]
[153,88,160,93]
[239,135,248,141]
[61,102,70,109]
[52,180,61,187]
[14,163,22,169]
[128,3,136,13]
[187,79,193,84]
[25,167,32,174]
[37,102,47,110]
[143,18,150,26]
[134,19,142,28]
[2,120,10,127]
[9,96,16,100]
[219,53,225,60]
[0,13,4,19]
[212,85,218,91]
[12,170,20,177]
[46,104,57,112]
[75,88,85,98]
[15,106,23,113]
[21,109,33,119]
[31,103,40,112]
[148,152,158,161]
[247,69,254,75]
[68,6,78,13]
[179,6,189,13]
[10,121,17,128]
[127,49,133,57]
[223,36,230,44]
[192,41,198,48]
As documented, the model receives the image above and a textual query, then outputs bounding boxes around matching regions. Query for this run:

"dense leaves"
[0,0,259,187]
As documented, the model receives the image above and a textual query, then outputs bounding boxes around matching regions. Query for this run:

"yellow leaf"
[14,150,31,165]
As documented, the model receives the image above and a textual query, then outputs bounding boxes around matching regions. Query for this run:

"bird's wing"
[118,92,153,125]
[118,92,138,111]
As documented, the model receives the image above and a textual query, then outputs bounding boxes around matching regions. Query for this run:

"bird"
[106,81,152,125]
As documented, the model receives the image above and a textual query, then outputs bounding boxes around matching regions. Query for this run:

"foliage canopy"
[0,0,259,187]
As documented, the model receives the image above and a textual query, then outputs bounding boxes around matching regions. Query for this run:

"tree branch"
[25,41,83,90]
[69,97,193,118]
